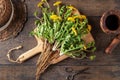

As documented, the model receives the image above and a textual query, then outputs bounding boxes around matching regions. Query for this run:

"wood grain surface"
[0,0,120,80]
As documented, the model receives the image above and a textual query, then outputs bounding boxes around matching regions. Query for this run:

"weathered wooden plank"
[0,0,120,80]
[0,65,120,80]
[44,66,120,80]
[25,0,120,17]
[0,65,36,80]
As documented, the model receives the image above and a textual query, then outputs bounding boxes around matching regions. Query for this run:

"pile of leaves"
[32,0,96,59]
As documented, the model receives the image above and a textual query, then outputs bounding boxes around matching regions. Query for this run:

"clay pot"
[0,0,27,41]
[100,9,120,34]
[100,9,120,54]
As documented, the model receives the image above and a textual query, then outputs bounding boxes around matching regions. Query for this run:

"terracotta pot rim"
[100,9,120,34]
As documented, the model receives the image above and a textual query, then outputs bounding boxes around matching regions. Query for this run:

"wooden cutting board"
[13,9,95,64]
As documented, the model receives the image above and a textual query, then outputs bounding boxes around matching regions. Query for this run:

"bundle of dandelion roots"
[33,0,96,80]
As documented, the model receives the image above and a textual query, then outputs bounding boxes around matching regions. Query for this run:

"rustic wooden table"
[0,0,120,80]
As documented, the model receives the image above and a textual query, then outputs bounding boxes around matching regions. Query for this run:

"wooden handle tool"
[105,34,120,54]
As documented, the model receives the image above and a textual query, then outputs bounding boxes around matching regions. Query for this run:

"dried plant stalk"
[36,41,60,80]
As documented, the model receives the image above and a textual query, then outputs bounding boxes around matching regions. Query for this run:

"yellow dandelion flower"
[42,0,46,2]
[83,45,87,50]
[71,27,77,36]
[81,15,86,19]
[50,14,61,21]
[37,2,43,8]
[67,17,75,22]
[67,5,76,10]
[74,15,82,19]
[87,24,92,32]
[53,1,62,6]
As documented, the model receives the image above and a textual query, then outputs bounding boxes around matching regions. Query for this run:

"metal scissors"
[65,67,90,80]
